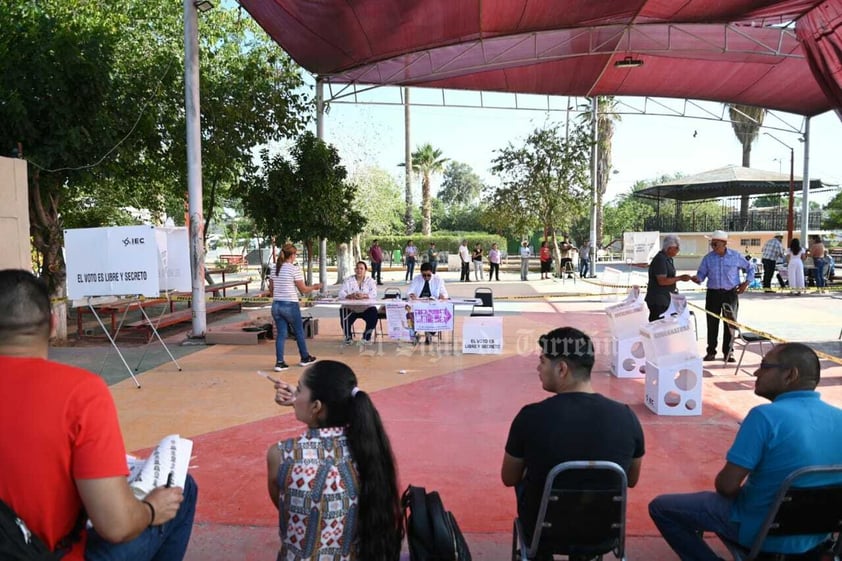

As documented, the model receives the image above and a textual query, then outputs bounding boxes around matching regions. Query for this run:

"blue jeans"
[405,258,416,281]
[649,491,740,561]
[272,300,310,363]
[579,258,590,278]
[86,475,198,561]
[814,258,826,288]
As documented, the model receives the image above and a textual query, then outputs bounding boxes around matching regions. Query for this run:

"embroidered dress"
[276,427,359,561]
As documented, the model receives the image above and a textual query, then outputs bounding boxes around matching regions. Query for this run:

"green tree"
[823,191,842,229]
[486,121,592,258]
[439,161,483,206]
[237,133,365,282]
[404,143,447,236]
[0,0,309,303]
[350,166,404,235]
[578,97,619,244]
[728,104,767,224]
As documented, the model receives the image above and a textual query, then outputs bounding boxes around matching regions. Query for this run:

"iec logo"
[122,237,146,247]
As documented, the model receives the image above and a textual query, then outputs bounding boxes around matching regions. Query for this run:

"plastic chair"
[719,464,842,561]
[721,302,771,375]
[512,461,628,561]
[470,287,494,317]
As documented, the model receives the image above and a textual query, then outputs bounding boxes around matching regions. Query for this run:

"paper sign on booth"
[462,317,503,354]
[65,225,161,298]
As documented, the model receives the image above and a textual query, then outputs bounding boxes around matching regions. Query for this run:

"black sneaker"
[274,361,289,372]
[703,353,716,361]
[344,337,354,346]
[726,355,736,363]
[299,355,317,366]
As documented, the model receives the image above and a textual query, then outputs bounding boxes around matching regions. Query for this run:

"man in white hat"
[691,230,756,362]
[760,233,786,293]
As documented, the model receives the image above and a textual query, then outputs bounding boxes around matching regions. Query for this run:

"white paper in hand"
[127,434,193,499]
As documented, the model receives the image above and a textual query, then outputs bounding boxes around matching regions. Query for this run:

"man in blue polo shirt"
[649,342,842,561]
[691,230,755,362]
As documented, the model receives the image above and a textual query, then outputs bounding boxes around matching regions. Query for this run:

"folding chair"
[377,288,402,338]
[721,302,771,375]
[512,461,628,561]
[470,287,494,317]
[720,464,842,561]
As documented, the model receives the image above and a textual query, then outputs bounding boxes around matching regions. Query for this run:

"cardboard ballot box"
[610,336,646,378]
[644,355,703,416]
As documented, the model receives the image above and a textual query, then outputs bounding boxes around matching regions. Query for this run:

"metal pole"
[800,118,811,244]
[763,132,796,245]
[787,147,794,244]
[184,0,206,337]
[316,78,326,292]
[404,87,413,235]
[588,97,598,278]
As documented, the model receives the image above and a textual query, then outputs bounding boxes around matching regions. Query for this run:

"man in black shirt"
[502,326,645,539]
[645,235,691,322]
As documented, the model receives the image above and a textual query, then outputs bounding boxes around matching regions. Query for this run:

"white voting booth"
[65,225,191,387]
[640,294,702,416]
[605,287,648,378]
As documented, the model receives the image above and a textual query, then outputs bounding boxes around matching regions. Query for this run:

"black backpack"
[0,499,83,560]
[402,485,472,561]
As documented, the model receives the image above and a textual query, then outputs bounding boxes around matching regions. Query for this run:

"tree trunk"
[29,170,68,341]
[336,242,351,284]
[740,144,752,228]
[421,174,431,236]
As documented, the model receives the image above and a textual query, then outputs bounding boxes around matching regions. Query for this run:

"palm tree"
[578,97,619,245]
[410,143,448,236]
[728,104,766,227]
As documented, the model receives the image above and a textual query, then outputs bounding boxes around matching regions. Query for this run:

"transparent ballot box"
[605,300,648,340]
[639,317,697,366]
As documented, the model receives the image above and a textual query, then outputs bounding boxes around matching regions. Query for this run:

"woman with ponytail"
[268,243,321,371]
[267,360,403,561]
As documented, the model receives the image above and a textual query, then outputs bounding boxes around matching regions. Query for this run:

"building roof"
[634,165,828,201]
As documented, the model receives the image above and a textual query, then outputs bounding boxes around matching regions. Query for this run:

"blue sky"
[316,87,841,206]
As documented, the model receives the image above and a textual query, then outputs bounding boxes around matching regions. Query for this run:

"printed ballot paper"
[126,434,193,499]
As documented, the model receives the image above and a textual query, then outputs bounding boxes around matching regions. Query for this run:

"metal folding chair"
[721,302,771,375]
[720,464,842,561]
[377,288,402,338]
[470,287,494,317]
[512,461,627,561]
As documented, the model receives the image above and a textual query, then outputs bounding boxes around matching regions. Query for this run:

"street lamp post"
[764,132,794,244]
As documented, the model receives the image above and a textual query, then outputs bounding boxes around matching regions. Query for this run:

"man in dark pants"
[760,233,785,293]
[691,230,755,362]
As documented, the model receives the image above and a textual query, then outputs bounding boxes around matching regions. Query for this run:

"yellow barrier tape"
[687,301,842,367]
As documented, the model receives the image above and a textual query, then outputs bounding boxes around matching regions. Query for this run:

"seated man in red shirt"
[0,269,197,561]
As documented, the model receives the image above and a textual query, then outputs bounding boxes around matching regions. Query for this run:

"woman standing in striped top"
[269,243,321,371]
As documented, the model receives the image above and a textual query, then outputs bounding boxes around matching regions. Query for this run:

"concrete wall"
[0,157,31,270]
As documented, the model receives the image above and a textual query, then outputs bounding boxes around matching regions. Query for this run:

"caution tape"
[687,301,842,367]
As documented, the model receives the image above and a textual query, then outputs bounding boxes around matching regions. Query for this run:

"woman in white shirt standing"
[268,243,321,371]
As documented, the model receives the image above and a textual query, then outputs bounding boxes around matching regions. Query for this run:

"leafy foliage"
[439,161,484,206]
[824,191,842,229]
[349,166,404,235]
[0,0,309,295]
[237,133,365,275]
[403,143,447,236]
[485,121,592,247]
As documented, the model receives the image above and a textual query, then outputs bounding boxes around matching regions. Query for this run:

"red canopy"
[239,0,842,116]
